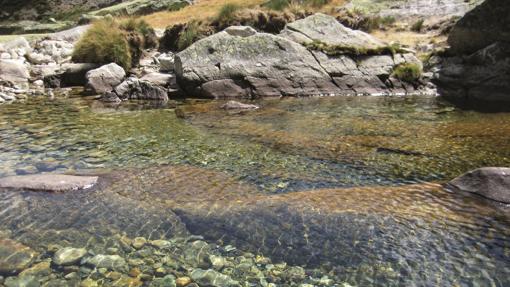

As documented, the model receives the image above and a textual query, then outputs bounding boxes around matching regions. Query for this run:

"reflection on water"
[0,95,509,286]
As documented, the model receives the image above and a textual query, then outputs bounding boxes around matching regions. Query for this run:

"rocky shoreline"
[0,12,438,106]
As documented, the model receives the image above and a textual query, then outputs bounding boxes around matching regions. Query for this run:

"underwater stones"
[85,255,127,271]
[208,255,227,270]
[53,247,87,266]
[184,241,211,268]
[0,239,38,275]
[19,262,51,278]
[0,174,98,192]
[149,240,172,249]
[190,269,239,287]
[132,237,147,249]
[149,275,176,287]
[85,63,126,95]
[4,275,40,287]
[220,101,259,110]
[449,167,510,204]
[175,277,191,287]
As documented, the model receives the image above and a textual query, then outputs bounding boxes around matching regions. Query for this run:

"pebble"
[53,247,87,266]
[175,277,191,287]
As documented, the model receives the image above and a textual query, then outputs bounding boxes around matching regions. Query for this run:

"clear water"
[0,95,509,286]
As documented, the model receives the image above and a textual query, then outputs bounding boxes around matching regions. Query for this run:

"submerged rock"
[53,247,87,266]
[0,239,38,275]
[190,269,239,287]
[85,255,127,271]
[220,101,259,110]
[0,174,98,192]
[448,167,510,204]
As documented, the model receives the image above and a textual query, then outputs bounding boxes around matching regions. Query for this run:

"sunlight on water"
[0,95,509,286]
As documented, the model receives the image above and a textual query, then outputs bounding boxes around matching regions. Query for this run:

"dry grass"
[142,0,265,28]
[143,0,347,28]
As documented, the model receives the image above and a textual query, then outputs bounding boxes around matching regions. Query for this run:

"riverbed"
[0,94,509,286]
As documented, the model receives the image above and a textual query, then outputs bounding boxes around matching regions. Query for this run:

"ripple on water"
[0,95,509,285]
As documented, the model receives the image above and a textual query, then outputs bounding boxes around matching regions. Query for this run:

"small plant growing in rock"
[411,19,424,32]
[392,63,422,83]
[177,21,202,51]
[217,4,241,23]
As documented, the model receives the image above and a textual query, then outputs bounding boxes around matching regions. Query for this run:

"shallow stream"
[0,95,509,286]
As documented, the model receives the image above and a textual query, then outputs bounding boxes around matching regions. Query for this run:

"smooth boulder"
[0,60,30,83]
[449,167,510,204]
[111,77,169,101]
[175,27,337,98]
[85,63,126,94]
[0,174,99,192]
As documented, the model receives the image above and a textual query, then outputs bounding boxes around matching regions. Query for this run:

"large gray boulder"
[175,14,425,98]
[85,63,126,94]
[435,0,510,104]
[435,42,510,104]
[448,0,510,55]
[0,60,30,83]
[449,167,510,204]
[0,174,99,192]
[175,28,337,98]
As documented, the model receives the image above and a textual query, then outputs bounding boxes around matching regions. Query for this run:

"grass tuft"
[72,18,157,70]
[392,63,422,83]
[216,3,241,23]
[411,19,424,32]
[72,19,132,70]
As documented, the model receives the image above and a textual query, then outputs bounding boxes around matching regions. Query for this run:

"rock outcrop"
[448,167,510,204]
[435,0,510,105]
[447,0,510,55]
[175,14,427,98]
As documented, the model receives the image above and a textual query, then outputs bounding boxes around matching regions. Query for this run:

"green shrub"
[263,0,290,11]
[392,63,422,83]
[411,19,424,32]
[216,4,241,23]
[72,19,132,70]
[177,21,201,51]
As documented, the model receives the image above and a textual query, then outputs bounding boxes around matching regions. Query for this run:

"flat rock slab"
[0,174,99,192]
[449,167,510,204]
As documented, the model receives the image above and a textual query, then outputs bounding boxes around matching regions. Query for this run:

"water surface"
[0,95,509,286]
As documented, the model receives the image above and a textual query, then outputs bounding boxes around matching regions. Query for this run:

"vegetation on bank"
[392,63,422,83]
[72,18,157,70]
